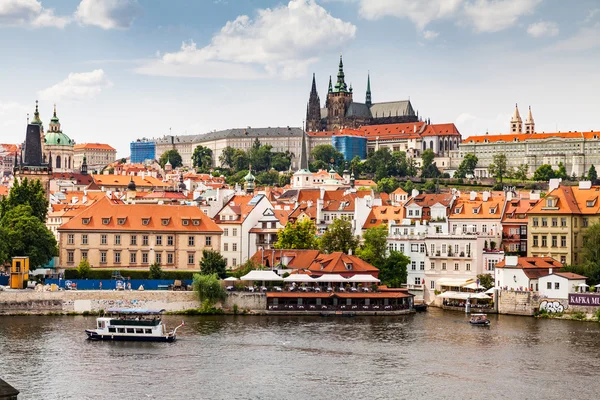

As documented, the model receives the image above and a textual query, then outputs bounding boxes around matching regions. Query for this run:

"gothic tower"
[524,106,535,134]
[365,72,372,107]
[306,73,322,132]
[326,54,353,130]
[510,103,523,133]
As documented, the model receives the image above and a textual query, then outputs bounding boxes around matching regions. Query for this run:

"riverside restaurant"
[266,292,413,314]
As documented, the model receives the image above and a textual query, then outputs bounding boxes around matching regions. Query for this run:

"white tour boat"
[85,308,184,342]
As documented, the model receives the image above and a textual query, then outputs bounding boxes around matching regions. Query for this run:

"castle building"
[306,55,419,132]
[43,105,74,173]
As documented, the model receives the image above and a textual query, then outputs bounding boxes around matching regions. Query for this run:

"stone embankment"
[0,290,267,315]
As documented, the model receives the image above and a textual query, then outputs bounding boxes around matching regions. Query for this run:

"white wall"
[539,275,585,299]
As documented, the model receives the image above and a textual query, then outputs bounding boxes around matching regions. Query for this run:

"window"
[82,218,90,225]
[487,259,497,271]
[431,281,435,289]
[100,251,107,264]
[532,218,539,227]
[454,263,459,271]
[442,262,447,270]
[188,253,194,265]
[118,218,126,225]
[117,328,125,334]
[115,235,121,245]
[551,236,557,247]
[101,234,107,245]
[167,236,174,246]
[155,253,162,264]
[82,234,88,245]
[188,236,195,246]
[454,244,459,254]
[430,244,435,255]
[542,218,548,227]
[142,235,149,246]
[67,251,74,263]
[232,243,238,252]
[415,277,421,285]
[583,217,589,228]
[167,253,174,264]
[574,218,578,228]
[145,329,152,334]
[127,328,134,334]
[223,228,229,236]
[232,228,238,236]
[533,235,538,247]
[108,327,116,333]
[561,217,567,227]
[400,244,405,253]
[482,225,487,233]
[462,225,467,233]
[411,261,416,270]
[430,262,435,270]
[466,263,471,271]
[560,255,566,264]
[182,219,189,226]
[552,218,558,227]
[142,219,150,226]
[420,261,425,270]
[547,282,552,289]
[232,258,237,266]
[411,244,419,252]
[205,236,212,246]
[138,252,147,264]
[542,236,547,247]
[130,252,137,264]
[67,234,74,245]
[131,235,137,245]
[162,218,169,226]
[114,251,121,264]
[420,244,426,253]
[192,219,200,226]
[555,282,560,290]
[442,244,447,254]
[102,218,110,225]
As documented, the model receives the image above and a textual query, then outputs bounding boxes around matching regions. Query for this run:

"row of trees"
[273,218,409,287]
[0,178,57,267]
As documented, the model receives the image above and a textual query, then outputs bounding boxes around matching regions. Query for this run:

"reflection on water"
[1,309,600,399]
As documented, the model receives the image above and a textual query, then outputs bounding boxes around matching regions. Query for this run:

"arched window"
[454,139,458,149]
[449,140,453,151]
[445,139,449,151]
[56,155,61,169]
[422,142,426,151]
[430,140,433,150]
[439,140,443,151]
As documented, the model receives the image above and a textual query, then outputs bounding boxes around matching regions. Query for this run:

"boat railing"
[109,319,161,326]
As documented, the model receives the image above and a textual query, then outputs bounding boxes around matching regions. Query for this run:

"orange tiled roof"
[496,256,562,269]
[1,144,18,153]
[553,272,587,280]
[53,191,105,205]
[59,196,221,233]
[363,205,404,229]
[215,194,264,224]
[361,122,426,139]
[74,143,116,151]
[464,131,600,144]
[251,249,321,269]
[420,123,461,137]
[308,252,379,276]
[449,192,505,220]
[0,186,9,197]
[92,174,170,188]
[52,172,94,185]
[528,186,600,215]
[405,193,454,209]
[502,197,534,223]
[355,179,376,187]
[392,187,408,195]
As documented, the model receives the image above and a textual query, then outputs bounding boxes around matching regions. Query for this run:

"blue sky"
[1,0,599,157]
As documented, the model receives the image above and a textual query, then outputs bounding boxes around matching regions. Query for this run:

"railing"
[267,304,411,312]
[407,284,424,290]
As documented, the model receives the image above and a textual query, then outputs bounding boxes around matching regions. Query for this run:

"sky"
[1,0,599,157]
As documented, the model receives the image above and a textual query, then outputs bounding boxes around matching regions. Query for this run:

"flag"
[181,320,185,326]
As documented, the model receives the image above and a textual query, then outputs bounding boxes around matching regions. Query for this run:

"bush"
[64,268,198,280]
[233,304,239,315]
[77,259,91,279]
[192,273,226,306]
[148,263,164,279]
[572,311,586,320]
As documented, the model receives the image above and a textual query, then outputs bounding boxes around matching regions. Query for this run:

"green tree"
[199,249,227,279]
[421,149,440,178]
[149,262,164,279]
[454,154,478,178]
[0,177,49,222]
[271,152,292,171]
[319,218,359,254]
[588,165,598,181]
[159,149,183,169]
[309,160,328,172]
[192,145,213,171]
[514,164,529,181]
[248,141,273,172]
[0,227,9,264]
[533,164,556,181]
[477,273,494,289]
[192,273,226,306]
[274,219,318,249]
[488,153,508,183]
[232,259,262,278]
[379,251,409,288]
[406,158,418,177]
[357,225,388,268]
[377,177,399,194]
[311,144,344,168]
[403,180,415,193]
[278,172,292,187]
[256,171,280,186]
[232,149,249,171]
[1,205,57,267]
[423,179,436,193]
[77,258,91,279]
[349,155,363,176]
[556,162,568,180]
[219,146,237,169]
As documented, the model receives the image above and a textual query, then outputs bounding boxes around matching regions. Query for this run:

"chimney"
[548,178,561,192]
[579,181,592,190]
[505,255,518,266]
[506,191,513,201]
[411,189,419,198]
[316,198,324,222]
[482,191,490,202]
[320,187,325,200]
[549,267,553,275]
[470,191,477,201]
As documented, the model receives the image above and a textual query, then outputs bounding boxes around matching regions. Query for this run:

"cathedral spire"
[510,103,523,133]
[306,73,321,131]
[334,54,347,92]
[365,72,372,106]
[524,105,535,134]
[310,73,317,96]
[328,75,333,93]
[299,129,309,170]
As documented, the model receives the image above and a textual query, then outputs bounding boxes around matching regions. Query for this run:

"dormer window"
[473,207,479,214]
[142,218,150,226]
[161,218,170,226]
[345,263,353,270]
[454,207,462,214]
[82,218,90,225]
[182,219,189,226]
[490,207,496,214]
[117,218,126,225]
[102,218,110,225]
[546,198,555,208]
[586,198,597,207]
[192,219,200,226]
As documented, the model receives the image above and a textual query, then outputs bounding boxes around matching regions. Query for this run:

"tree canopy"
[488,153,508,183]
[588,165,598,181]
[532,164,555,181]
[219,142,291,173]
[421,149,440,179]
[357,225,388,269]
[513,164,529,181]
[192,273,227,306]
[377,177,399,194]
[274,219,318,250]
[0,177,49,222]
[319,218,359,254]
[311,145,344,169]
[379,251,409,288]
[199,249,227,278]
[454,154,478,179]
[159,149,183,169]
[192,145,213,171]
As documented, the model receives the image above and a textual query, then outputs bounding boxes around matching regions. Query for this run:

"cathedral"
[306,55,419,132]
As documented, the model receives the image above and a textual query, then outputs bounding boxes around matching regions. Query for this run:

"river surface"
[1,309,599,399]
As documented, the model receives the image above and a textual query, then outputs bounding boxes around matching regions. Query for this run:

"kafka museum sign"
[568,293,600,306]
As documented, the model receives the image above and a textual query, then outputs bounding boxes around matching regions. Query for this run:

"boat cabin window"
[108,328,116,333]
[135,329,144,334]
[118,328,125,333]
[127,328,135,334]
[144,329,152,334]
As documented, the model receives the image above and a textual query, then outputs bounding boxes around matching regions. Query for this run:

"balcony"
[407,284,424,290]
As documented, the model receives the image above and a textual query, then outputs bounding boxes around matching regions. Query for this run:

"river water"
[1,309,599,400]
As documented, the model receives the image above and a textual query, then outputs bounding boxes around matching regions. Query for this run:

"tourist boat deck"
[469,313,491,326]
[85,308,184,342]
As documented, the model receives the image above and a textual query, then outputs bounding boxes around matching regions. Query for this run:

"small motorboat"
[85,308,184,342]
[469,313,490,326]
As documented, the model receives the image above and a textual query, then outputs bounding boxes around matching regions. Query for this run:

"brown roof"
[52,172,94,185]
[215,194,264,224]
[92,174,170,188]
[420,123,461,137]
[495,256,563,269]
[59,196,222,233]
[553,272,587,280]
[363,205,404,228]
[308,253,378,276]
[251,249,321,269]
[405,193,454,208]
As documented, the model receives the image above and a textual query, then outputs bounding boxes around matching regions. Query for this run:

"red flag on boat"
[181,320,185,326]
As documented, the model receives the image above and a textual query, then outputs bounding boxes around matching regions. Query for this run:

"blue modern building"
[332,134,367,161]
[130,139,156,163]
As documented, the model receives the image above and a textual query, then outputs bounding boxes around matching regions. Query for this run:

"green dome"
[44,131,73,146]
[244,170,255,182]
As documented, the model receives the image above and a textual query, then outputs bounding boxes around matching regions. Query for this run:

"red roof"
[308,252,378,277]
[464,131,600,144]
[74,143,116,151]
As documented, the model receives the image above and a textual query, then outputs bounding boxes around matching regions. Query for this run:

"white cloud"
[358,0,541,33]
[75,0,141,29]
[584,8,599,24]
[423,30,439,39]
[136,0,356,79]
[544,25,600,53]
[38,69,112,101]
[463,0,542,33]
[527,21,559,37]
[0,0,70,28]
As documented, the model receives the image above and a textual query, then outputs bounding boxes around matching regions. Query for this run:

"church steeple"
[524,105,535,134]
[328,75,333,93]
[510,103,523,133]
[306,73,322,132]
[30,100,42,126]
[49,104,61,132]
[365,72,372,106]
[299,129,309,170]
[334,54,347,93]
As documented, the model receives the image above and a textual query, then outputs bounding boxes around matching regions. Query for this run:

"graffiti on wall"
[539,300,567,313]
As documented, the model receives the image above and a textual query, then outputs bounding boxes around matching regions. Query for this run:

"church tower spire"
[510,103,523,133]
[306,73,322,132]
[524,105,535,134]
[365,72,372,106]
[334,54,347,92]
